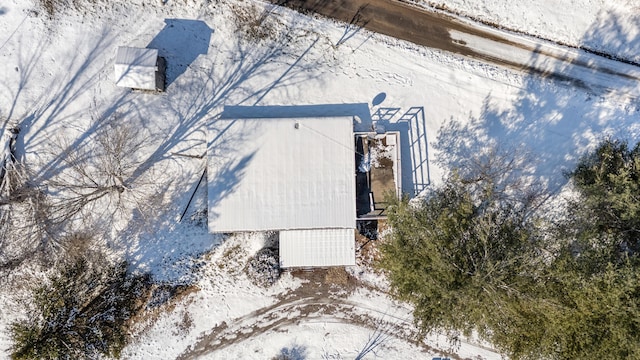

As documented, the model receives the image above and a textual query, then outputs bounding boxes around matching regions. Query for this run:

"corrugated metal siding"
[279,228,355,268]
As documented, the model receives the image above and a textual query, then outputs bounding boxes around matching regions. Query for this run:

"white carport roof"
[207,116,356,232]
[279,229,355,268]
[114,47,158,90]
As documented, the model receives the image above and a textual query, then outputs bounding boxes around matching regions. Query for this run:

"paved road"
[271,0,640,96]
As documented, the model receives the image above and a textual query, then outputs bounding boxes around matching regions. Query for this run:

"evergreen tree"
[568,138,640,261]
[543,138,640,358]
[10,258,150,360]
[378,139,640,359]
[378,170,547,349]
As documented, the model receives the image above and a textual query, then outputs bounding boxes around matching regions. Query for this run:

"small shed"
[114,47,165,91]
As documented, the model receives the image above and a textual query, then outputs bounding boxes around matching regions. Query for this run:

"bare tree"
[1,111,164,271]
[44,113,156,229]
[0,125,54,270]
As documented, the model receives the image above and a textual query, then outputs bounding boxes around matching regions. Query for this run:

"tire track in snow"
[177,294,435,359]
[176,281,496,359]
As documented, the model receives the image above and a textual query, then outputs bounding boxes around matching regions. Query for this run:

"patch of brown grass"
[230,2,280,42]
[324,267,349,286]
[36,0,84,18]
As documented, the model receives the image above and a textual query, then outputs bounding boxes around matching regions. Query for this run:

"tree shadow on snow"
[581,9,640,65]
[275,344,308,360]
[122,13,337,284]
[0,26,136,185]
[0,24,150,269]
[435,11,640,196]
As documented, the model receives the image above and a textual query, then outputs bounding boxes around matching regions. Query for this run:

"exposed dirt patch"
[324,267,350,286]
[288,267,359,298]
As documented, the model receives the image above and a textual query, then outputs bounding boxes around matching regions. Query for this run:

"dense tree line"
[378,139,640,359]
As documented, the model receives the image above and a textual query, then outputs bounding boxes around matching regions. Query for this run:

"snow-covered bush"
[245,247,281,287]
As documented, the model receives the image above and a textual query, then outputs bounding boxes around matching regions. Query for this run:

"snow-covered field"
[0,0,639,358]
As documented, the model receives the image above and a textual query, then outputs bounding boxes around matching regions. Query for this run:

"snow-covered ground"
[424,0,640,63]
[0,0,639,358]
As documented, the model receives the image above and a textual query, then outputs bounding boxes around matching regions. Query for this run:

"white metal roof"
[114,47,158,90]
[207,116,356,232]
[279,228,356,268]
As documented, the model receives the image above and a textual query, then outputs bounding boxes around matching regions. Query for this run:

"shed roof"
[207,116,356,232]
[114,47,158,90]
[115,47,158,67]
[279,228,356,268]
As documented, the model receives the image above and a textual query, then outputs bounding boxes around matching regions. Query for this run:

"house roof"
[207,116,356,232]
[114,47,158,90]
[279,228,356,268]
